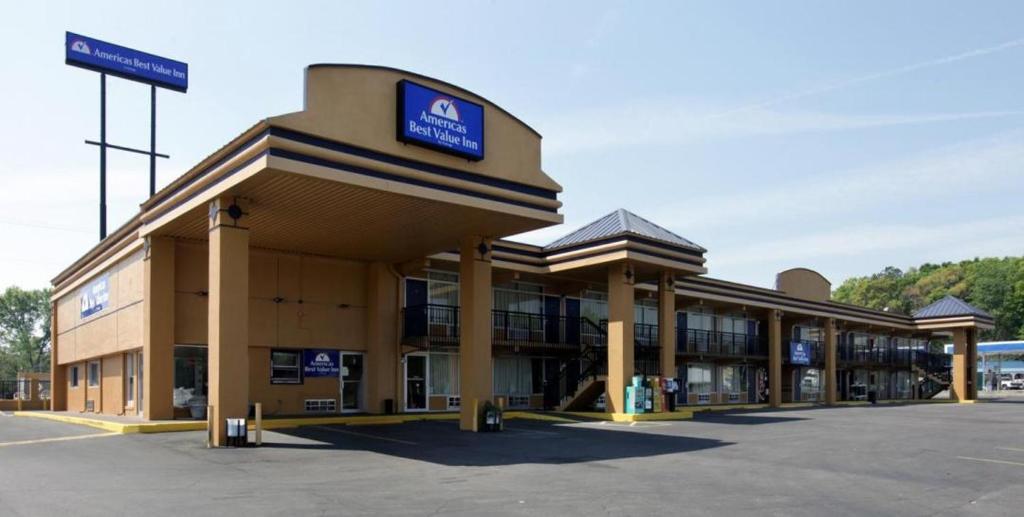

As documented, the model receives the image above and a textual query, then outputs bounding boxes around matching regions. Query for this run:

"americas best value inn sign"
[397,80,484,160]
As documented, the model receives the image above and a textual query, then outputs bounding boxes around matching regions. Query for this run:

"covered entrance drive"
[135,65,563,445]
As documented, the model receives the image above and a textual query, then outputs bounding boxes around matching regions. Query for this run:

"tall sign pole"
[65,32,188,241]
[99,74,107,240]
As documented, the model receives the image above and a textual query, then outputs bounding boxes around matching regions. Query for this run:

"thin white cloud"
[709,215,1024,268]
[540,101,1024,155]
[650,130,1024,232]
[714,36,1024,118]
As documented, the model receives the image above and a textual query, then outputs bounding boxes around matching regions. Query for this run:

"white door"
[405,354,428,412]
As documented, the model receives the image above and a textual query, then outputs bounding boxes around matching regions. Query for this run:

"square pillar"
[824,319,838,405]
[951,328,977,402]
[208,197,250,446]
[768,309,782,408]
[606,262,635,414]
[143,236,175,420]
[50,302,67,411]
[658,271,676,382]
[366,262,398,414]
[458,237,492,431]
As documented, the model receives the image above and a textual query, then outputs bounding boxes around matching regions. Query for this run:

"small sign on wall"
[790,341,811,365]
[303,350,340,377]
[80,274,110,319]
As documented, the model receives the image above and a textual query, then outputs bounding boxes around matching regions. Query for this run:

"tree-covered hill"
[832,257,1024,341]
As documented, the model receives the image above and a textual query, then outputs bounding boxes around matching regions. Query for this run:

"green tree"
[0,286,52,378]
[834,257,1024,341]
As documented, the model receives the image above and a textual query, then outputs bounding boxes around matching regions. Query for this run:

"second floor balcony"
[678,329,768,358]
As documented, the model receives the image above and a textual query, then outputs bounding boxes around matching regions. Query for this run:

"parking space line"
[309,425,418,445]
[0,432,118,448]
[995,447,1024,453]
[957,456,1024,467]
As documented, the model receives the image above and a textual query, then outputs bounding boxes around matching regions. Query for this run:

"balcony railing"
[402,304,607,350]
[839,344,918,367]
[677,329,768,358]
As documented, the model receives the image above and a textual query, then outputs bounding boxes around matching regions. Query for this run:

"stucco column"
[824,318,837,405]
[50,302,67,411]
[606,262,635,414]
[951,328,976,403]
[658,271,676,382]
[208,197,250,446]
[365,262,398,414]
[768,309,782,408]
[458,237,492,431]
[143,236,175,420]
[967,328,979,400]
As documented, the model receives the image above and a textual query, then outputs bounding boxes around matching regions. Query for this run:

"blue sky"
[1,1,1022,289]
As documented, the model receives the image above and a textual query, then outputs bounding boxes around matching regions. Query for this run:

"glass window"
[686,310,713,331]
[720,365,748,394]
[634,299,658,325]
[271,350,302,384]
[428,353,460,395]
[686,364,713,394]
[87,361,100,387]
[493,357,532,397]
[793,325,824,342]
[174,346,208,408]
[70,366,79,387]
[580,290,608,323]
[427,271,459,307]
[800,368,821,396]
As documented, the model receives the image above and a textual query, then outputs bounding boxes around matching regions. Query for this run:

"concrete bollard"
[254,402,262,446]
[206,405,214,448]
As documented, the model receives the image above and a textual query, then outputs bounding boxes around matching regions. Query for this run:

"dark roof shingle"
[912,295,993,319]
[544,209,705,253]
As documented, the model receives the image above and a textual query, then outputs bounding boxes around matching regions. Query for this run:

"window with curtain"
[686,364,713,394]
[427,271,459,307]
[793,325,824,342]
[718,315,748,334]
[686,309,713,331]
[634,298,658,325]
[580,290,608,323]
[428,353,459,396]
[719,365,748,394]
[800,368,821,396]
[493,357,533,396]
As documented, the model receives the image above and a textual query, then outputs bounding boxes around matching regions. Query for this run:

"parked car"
[1000,375,1024,390]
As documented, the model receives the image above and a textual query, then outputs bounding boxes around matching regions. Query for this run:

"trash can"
[867,390,877,404]
[480,402,502,432]
[225,418,248,447]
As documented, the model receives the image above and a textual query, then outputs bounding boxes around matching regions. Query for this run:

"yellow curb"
[561,411,694,422]
[14,411,206,434]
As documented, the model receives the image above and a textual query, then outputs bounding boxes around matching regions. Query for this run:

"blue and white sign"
[80,274,110,319]
[397,80,484,160]
[303,350,340,377]
[790,341,811,365]
[65,32,189,92]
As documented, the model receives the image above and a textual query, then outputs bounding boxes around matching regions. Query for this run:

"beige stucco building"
[49,65,992,446]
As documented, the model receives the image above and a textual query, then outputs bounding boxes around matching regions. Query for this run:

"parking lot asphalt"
[1,401,1023,516]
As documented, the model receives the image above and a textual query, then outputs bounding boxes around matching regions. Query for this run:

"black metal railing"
[402,304,460,348]
[677,329,768,357]
[839,343,923,368]
[491,309,590,350]
[0,380,17,400]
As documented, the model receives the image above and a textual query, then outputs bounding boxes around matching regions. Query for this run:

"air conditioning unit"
[304,399,337,413]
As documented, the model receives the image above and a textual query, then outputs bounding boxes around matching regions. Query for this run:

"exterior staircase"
[558,375,607,411]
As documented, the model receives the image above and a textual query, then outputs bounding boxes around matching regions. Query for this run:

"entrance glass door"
[340,353,364,413]
[125,352,138,415]
[405,354,428,411]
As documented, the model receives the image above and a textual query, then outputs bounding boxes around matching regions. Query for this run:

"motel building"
[48,65,994,446]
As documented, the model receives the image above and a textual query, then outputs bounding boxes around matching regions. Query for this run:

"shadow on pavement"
[690,412,809,425]
[265,419,732,466]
